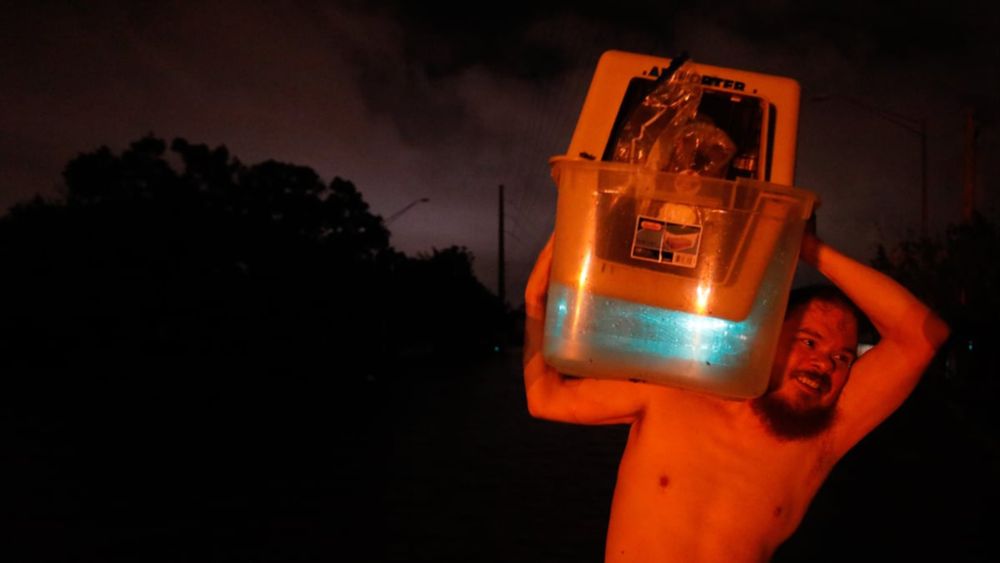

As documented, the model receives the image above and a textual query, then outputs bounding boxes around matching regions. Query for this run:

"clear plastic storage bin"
[542,158,817,399]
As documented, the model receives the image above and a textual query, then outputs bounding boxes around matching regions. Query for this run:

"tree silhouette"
[0,135,512,563]
[872,213,1000,385]
[0,135,502,372]
[390,245,507,358]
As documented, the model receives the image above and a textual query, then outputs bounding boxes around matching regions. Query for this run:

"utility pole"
[920,117,928,238]
[386,197,429,225]
[962,108,977,223]
[498,184,506,309]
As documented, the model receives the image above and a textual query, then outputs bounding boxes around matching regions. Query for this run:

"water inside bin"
[550,160,814,322]
[543,223,799,398]
[543,159,815,397]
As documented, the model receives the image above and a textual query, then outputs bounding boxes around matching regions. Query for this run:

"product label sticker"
[630,215,701,268]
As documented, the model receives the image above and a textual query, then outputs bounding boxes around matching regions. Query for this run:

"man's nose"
[809,353,835,374]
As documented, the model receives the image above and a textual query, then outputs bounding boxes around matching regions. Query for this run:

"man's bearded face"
[752,299,858,440]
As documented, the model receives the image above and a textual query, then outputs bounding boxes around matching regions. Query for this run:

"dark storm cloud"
[321,1,587,146]
[706,1,976,60]
[2,0,998,302]
[331,0,1000,292]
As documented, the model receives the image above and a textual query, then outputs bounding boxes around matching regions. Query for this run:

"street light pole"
[498,184,505,309]
[920,116,928,236]
[386,197,430,225]
[810,94,928,238]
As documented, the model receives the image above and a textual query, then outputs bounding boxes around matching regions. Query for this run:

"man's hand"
[521,233,647,425]
[800,212,820,267]
[800,230,820,268]
[524,234,554,330]
[803,227,950,455]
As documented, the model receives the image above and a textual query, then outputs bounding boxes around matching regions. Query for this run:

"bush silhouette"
[0,135,504,373]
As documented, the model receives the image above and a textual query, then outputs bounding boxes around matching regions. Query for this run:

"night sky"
[4,3,1000,561]
[3,0,998,304]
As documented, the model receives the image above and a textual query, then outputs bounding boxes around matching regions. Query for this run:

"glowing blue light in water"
[545,282,756,369]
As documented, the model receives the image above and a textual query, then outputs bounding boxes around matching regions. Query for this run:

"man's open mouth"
[793,370,829,395]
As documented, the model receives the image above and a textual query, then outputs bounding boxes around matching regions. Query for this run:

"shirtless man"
[523,229,950,562]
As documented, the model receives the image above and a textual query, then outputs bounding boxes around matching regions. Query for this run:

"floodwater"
[4,348,996,562]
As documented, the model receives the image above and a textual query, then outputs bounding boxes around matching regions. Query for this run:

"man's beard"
[750,389,837,441]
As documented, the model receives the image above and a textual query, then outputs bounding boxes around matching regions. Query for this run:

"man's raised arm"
[523,235,648,426]
[800,232,951,453]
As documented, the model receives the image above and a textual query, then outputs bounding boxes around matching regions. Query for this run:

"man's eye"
[800,338,814,348]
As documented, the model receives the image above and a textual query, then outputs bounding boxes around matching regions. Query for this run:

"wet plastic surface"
[543,159,815,398]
